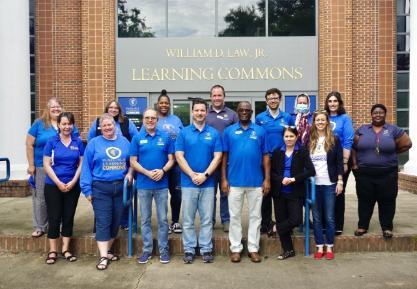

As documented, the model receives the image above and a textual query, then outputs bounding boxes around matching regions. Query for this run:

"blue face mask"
[296,104,309,114]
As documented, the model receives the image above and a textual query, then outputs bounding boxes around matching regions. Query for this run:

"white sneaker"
[171,222,182,234]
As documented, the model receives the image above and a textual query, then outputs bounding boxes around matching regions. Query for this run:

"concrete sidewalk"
[0,251,417,289]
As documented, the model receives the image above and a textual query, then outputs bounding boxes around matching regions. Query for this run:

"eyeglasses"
[50,106,61,109]
[144,116,157,120]
[267,97,280,101]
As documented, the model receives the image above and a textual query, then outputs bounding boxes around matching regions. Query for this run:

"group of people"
[25,85,412,269]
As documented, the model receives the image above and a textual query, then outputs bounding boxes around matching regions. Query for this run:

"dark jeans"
[44,183,80,239]
[92,180,124,241]
[354,167,398,231]
[212,169,230,225]
[313,184,336,246]
[169,164,182,223]
[273,194,303,252]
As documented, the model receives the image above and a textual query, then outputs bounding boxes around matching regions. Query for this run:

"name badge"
[216,115,224,120]
[140,139,148,144]
[235,130,243,135]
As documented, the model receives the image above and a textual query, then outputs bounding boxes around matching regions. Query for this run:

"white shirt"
[310,136,333,185]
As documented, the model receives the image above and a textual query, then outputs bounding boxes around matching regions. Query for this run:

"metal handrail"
[304,177,316,256]
[123,178,137,258]
[0,158,10,183]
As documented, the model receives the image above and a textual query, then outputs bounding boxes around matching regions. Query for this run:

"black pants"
[44,183,80,239]
[261,193,274,231]
[168,164,182,223]
[273,194,303,252]
[334,163,351,232]
[354,167,398,231]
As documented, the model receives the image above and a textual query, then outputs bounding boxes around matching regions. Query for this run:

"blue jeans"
[92,181,124,241]
[312,184,336,246]
[212,169,230,225]
[182,187,214,254]
[138,188,169,255]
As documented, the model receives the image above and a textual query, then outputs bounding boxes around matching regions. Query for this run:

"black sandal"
[267,221,277,238]
[383,230,393,239]
[96,257,109,270]
[62,250,77,262]
[354,229,368,236]
[45,251,58,265]
[107,250,120,261]
[277,250,295,260]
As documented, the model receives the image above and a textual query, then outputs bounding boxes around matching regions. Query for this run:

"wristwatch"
[204,172,210,178]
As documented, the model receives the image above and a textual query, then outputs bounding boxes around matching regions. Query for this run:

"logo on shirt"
[69,145,79,151]
[330,121,336,131]
[106,147,122,160]
[204,132,212,140]
[383,129,390,136]
[250,131,257,140]
[157,137,165,146]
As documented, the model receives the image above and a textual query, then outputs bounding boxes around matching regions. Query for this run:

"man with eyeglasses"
[255,88,293,235]
[206,84,238,233]
[130,108,175,264]
[221,101,270,263]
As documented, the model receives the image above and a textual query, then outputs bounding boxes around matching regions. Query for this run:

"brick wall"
[399,172,417,194]
[36,1,396,133]
[318,0,396,127]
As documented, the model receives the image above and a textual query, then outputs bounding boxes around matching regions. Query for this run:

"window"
[117,0,316,38]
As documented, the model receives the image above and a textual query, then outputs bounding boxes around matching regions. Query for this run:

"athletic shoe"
[183,252,195,264]
[159,253,170,264]
[137,252,152,264]
[202,252,214,263]
[171,222,182,234]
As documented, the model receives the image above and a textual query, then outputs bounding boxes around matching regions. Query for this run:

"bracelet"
[162,168,166,173]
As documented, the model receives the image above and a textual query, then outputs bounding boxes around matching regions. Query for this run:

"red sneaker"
[314,252,324,260]
[325,251,334,260]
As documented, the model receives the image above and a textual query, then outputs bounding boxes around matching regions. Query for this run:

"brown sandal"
[96,257,109,270]
[45,251,57,265]
[107,250,120,261]
[62,250,77,262]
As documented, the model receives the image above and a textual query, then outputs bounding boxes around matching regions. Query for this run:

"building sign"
[118,96,147,129]
[116,37,317,93]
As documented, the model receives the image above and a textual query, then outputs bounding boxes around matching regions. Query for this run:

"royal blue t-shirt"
[28,119,80,167]
[80,135,131,197]
[156,114,184,141]
[175,123,222,188]
[223,122,268,187]
[43,134,84,185]
[329,114,354,150]
[255,109,293,152]
[130,129,174,190]
[281,145,298,194]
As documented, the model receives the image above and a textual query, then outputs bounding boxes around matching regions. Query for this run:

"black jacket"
[271,145,316,198]
[324,136,344,183]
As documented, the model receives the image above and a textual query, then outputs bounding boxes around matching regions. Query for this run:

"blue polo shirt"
[356,123,404,168]
[43,134,84,185]
[223,122,268,187]
[255,109,293,152]
[130,129,174,189]
[206,105,238,135]
[28,119,80,167]
[175,123,222,188]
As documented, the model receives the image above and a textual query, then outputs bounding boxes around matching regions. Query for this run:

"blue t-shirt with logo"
[329,114,354,150]
[255,109,293,152]
[175,123,222,188]
[28,119,80,167]
[223,122,268,187]
[80,135,131,197]
[130,129,174,190]
[43,134,84,185]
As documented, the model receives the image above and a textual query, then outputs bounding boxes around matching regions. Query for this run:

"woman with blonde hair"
[309,111,343,260]
[26,97,79,238]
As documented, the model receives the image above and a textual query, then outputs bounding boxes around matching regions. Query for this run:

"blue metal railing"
[123,178,138,258]
[0,158,10,183]
[304,177,316,256]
